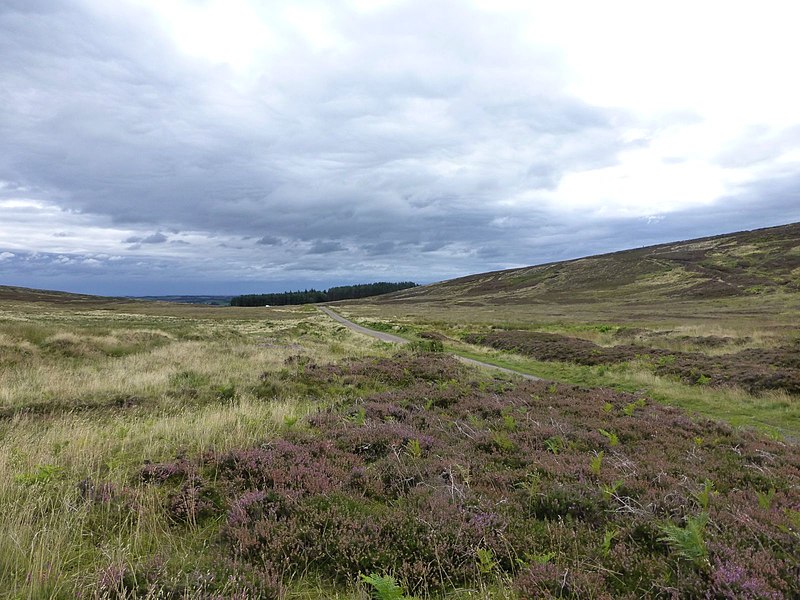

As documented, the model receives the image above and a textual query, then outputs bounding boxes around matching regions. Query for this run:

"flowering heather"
[130,353,800,597]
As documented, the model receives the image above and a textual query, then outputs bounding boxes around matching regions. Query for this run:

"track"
[318,306,541,381]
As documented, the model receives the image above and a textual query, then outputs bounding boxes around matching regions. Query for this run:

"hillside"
[0,285,128,306]
[134,295,233,306]
[382,222,800,305]
[333,221,800,437]
[0,285,276,319]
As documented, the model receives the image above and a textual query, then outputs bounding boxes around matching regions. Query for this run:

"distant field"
[333,294,800,438]
[133,295,234,306]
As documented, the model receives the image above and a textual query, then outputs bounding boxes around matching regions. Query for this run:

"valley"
[0,223,798,598]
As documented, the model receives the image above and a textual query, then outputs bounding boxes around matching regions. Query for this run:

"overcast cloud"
[1,0,799,295]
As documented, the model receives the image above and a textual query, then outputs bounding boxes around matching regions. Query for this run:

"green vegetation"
[230,282,418,307]
[328,224,800,438]
[360,573,415,600]
[658,513,710,567]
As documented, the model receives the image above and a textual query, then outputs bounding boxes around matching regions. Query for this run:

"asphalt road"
[318,306,540,381]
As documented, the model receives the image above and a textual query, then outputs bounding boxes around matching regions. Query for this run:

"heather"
[113,353,799,598]
[464,330,800,395]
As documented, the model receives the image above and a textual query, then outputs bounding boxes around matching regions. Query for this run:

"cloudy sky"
[2,0,799,295]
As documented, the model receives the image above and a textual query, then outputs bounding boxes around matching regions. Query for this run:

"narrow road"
[318,306,540,381]
[318,307,409,343]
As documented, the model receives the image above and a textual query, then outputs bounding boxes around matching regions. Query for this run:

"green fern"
[589,451,604,476]
[598,429,619,446]
[544,436,563,454]
[601,527,619,556]
[757,487,776,509]
[476,548,497,575]
[692,479,717,510]
[360,573,413,600]
[658,513,709,566]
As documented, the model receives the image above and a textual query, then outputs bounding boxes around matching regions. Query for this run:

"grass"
[0,301,405,599]
[328,305,799,438]
[444,345,798,438]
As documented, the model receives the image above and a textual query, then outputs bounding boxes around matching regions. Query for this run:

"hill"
[381,222,800,305]
[0,285,129,306]
[334,223,800,435]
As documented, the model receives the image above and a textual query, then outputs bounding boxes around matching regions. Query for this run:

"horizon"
[4,220,795,297]
[2,1,800,295]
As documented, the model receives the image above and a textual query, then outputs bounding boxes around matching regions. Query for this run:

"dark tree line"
[230,281,418,306]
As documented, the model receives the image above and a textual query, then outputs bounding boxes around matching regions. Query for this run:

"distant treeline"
[230,281,418,306]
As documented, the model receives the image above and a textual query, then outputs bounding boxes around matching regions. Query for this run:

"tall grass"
[0,304,397,597]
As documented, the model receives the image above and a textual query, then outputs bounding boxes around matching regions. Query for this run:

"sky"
[1,0,799,296]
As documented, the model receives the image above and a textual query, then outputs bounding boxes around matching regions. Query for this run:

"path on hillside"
[318,306,541,381]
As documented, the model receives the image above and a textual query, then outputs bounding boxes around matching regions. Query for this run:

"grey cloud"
[0,1,628,249]
[476,245,506,259]
[284,261,336,272]
[141,232,167,244]
[364,241,397,256]
[124,232,168,244]
[0,1,797,295]
[421,241,447,252]
[257,235,282,246]
[716,125,800,169]
[141,233,168,244]
[308,240,345,255]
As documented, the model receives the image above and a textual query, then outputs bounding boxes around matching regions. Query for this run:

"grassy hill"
[0,285,288,319]
[383,222,800,305]
[0,285,130,306]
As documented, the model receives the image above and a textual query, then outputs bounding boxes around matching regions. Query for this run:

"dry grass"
[0,301,400,598]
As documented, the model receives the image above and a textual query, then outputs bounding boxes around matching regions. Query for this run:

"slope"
[381,222,800,305]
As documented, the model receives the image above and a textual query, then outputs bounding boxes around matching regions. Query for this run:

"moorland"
[0,223,798,598]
